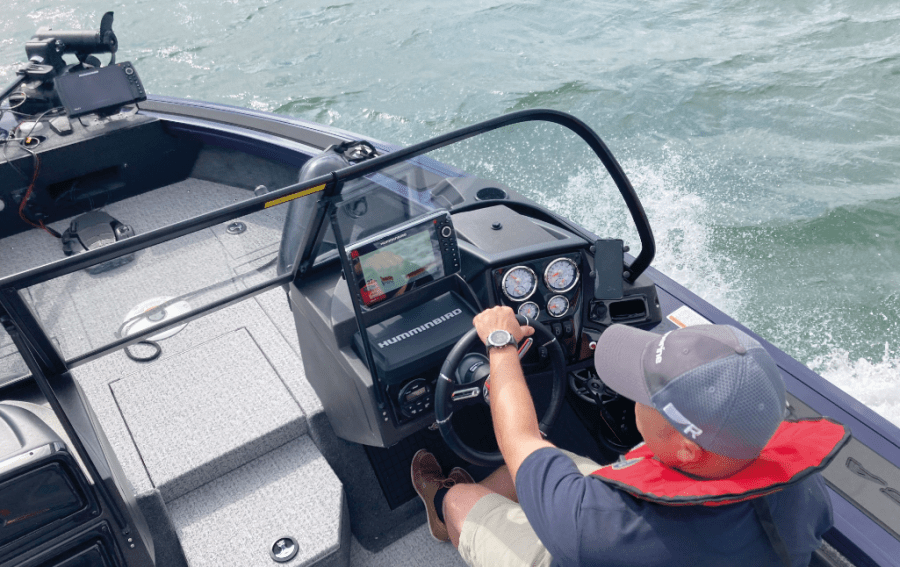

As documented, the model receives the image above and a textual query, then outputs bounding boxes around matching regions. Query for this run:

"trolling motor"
[0,12,123,115]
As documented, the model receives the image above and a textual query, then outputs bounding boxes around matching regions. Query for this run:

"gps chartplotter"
[348,210,460,308]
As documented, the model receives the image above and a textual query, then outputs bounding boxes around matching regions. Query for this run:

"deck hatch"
[109,328,305,502]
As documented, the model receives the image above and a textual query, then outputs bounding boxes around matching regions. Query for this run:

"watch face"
[488,330,513,347]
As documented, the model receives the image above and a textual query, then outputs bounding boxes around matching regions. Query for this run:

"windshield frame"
[0,108,655,376]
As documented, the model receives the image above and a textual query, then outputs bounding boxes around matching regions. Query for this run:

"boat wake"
[541,149,900,431]
[541,146,745,317]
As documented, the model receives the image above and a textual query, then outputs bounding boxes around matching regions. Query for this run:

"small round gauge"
[547,295,569,318]
[544,258,580,293]
[501,266,537,301]
[517,301,540,320]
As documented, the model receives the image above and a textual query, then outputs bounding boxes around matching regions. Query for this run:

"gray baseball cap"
[594,324,786,459]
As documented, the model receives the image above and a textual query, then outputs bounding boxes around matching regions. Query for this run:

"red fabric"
[590,418,848,506]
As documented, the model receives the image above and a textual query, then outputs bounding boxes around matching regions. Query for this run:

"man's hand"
[473,306,535,346]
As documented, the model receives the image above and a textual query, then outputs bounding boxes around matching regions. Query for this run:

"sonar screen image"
[356,230,442,305]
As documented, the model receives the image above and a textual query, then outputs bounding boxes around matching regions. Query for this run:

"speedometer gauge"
[517,301,540,320]
[544,258,579,293]
[501,266,537,301]
[547,295,569,318]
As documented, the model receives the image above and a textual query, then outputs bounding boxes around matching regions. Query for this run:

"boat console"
[284,120,662,451]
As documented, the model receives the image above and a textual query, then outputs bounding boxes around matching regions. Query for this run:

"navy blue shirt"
[516,447,832,567]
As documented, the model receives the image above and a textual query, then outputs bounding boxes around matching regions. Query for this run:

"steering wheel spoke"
[568,368,610,405]
[449,384,484,408]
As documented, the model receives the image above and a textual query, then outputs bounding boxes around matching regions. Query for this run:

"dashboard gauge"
[547,295,569,318]
[517,301,540,320]
[544,258,580,293]
[501,266,537,301]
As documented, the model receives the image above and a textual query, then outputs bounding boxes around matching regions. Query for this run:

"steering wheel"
[434,315,567,467]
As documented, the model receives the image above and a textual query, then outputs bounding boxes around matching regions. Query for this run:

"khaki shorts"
[457,450,601,567]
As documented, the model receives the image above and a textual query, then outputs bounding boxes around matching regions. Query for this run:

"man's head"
[594,324,786,473]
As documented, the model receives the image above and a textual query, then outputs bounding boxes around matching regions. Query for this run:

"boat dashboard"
[285,147,662,450]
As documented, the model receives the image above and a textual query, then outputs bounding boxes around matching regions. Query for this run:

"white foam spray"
[541,146,744,317]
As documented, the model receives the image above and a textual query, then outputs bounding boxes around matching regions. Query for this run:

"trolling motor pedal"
[61,211,135,274]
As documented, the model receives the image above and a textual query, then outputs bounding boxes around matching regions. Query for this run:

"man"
[412,306,848,567]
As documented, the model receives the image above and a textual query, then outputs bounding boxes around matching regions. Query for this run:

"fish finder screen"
[350,219,445,307]
[54,63,143,117]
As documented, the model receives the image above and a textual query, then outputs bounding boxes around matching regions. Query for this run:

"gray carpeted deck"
[1,175,468,567]
[168,437,346,567]
[350,527,466,567]
[109,328,307,502]
[2,178,286,365]
[0,327,31,385]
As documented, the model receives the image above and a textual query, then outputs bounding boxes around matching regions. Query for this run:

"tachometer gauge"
[547,295,569,318]
[501,266,537,301]
[544,258,579,293]
[517,301,540,320]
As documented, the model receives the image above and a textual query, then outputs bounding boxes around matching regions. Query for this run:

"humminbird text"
[377,308,463,348]
[376,232,408,248]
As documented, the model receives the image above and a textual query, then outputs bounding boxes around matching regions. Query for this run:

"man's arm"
[473,306,554,483]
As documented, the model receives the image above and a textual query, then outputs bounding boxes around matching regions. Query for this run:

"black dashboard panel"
[492,252,586,359]
[453,204,562,252]
[493,253,583,320]
[452,204,663,365]
[451,204,595,360]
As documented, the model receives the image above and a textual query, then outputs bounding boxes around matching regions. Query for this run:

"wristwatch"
[486,329,517,350]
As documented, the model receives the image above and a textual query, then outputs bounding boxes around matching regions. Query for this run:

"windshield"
[302,156,460,267]
[310,121,651,268]
[0,110,652,385]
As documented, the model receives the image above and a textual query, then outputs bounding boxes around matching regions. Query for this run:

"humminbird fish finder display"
[348,210,460,307]
[54,61,146,117]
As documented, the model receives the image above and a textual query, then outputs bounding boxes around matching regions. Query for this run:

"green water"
[2,0,899,425]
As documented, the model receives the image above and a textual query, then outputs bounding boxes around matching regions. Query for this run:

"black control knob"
[589,301,608,323]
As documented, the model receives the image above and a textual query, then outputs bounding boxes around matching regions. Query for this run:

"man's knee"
[444,483,496,546]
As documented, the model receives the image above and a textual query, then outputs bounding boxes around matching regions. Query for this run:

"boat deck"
[0,177,467,566]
